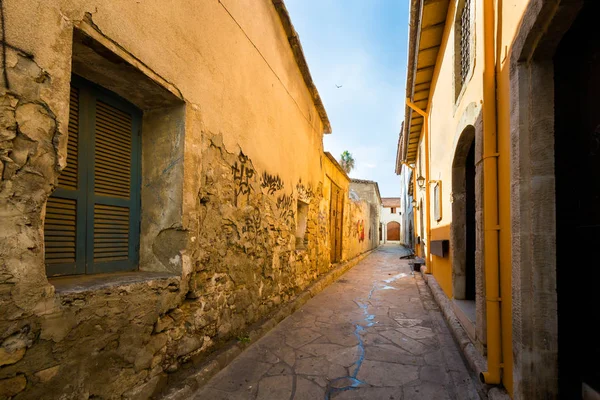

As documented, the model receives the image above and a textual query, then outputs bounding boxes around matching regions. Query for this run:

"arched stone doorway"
[387,221,400,241]
[451,126,476,301]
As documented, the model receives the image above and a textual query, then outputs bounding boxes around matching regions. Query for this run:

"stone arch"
[509,1,585,398]
[450,125,475,300]
[449,104,486,350]
[386,221,400,241]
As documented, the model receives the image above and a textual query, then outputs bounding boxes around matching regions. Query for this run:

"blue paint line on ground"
[325,283,379,399]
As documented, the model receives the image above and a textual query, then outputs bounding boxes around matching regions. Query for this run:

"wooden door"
[387,221,400,241]
[555,4,600,396]
[330,182,343,263]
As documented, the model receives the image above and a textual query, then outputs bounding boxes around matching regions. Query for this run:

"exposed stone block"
[0,374,26,397]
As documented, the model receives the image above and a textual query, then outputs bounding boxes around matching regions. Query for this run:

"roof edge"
[324,151,350,180]
[272,0,332,134]
[401,0,423,164]
[350,179,382,205]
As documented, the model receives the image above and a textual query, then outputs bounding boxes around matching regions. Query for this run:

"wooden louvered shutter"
[44,77,141,276]
[44,86,86,276]
[87,89,141,274]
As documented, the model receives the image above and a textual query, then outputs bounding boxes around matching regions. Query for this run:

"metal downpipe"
[480,0,502,385]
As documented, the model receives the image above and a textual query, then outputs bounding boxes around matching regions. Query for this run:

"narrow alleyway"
[192,244,481,399]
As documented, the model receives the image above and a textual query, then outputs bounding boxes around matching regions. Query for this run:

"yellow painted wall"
[322,154,350,264]
[431,225,453,297]
[7,0,327,218]
[343,199,372,260]
[411,0,535,396]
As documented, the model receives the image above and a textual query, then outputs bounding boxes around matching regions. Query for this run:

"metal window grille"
[460,0,471,84]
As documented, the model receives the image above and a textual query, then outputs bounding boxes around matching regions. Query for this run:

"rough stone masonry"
[0,13,377,399]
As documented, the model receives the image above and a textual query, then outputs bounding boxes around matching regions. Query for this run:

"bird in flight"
[335,84,343,88]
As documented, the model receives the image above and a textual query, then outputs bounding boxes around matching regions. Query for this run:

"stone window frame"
[45,22,188,288]
[508,0,584,398]
[453,0,476,110]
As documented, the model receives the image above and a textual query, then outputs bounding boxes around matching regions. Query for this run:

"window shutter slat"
[58,87,79,190]
[90,97,138,272]
[93,204,130,263]
[94,100,132,199]
[44,87,84,276]
[44,197,77,264]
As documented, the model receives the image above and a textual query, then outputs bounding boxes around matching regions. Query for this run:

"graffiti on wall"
[276,193,295,224]
[261,172,284,195]
[232,151,255,206]
[357,220,365,242]
[296,178,314,203]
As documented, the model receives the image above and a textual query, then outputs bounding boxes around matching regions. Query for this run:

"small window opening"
[391,207,396,214]
[454,0,472,101]
[295,200,309,249]
[459,0,471,84]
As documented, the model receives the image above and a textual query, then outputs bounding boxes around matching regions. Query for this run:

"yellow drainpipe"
[405,100,431,274]
[480,0,502,385]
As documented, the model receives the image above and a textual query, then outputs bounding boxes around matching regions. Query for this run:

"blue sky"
[286,0,409,198]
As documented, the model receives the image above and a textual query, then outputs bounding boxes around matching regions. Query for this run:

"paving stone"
[365,344,424,365]
[403,381,450,400]
[356,360,419,386]
[420,365,448,384]
[294,376,326,399]
[266,361,293,376]
[379,330,430,355]
[332,386,404,399]
[256,374,293,400]
[396,326,436,340]
[294,356,346,379]
[191,245,481,399]
[205,360,270,392]
[284,327,321,348]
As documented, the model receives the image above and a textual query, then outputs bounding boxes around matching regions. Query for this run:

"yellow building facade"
[398,0,599,398]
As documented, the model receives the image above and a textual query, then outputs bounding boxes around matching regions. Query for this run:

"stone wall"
[0,1,375,398]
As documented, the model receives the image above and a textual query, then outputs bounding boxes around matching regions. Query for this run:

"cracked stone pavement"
[192,244,481,399]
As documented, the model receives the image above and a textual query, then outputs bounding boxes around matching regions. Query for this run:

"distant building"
[348,179,382,253]
[380,198,402,243]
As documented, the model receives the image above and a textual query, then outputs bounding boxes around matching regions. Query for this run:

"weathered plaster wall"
[398,165,414,247]
[349,180,381,251]
[321,152,350,265]
[342,199,372,261]
[0,0,359,398]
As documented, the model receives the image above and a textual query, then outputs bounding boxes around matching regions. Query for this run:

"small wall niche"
[295,200,309,249]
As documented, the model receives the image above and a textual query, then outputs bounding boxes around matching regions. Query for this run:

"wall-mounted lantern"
[417,175,426,189]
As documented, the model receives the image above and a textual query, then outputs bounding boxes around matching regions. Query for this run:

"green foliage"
[339,150,355,174]
[237,334,251,344]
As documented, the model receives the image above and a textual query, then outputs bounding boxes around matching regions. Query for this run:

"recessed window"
[295,200,309,249]
[391,207,396,214]
[459,0,471,84]
[434,182,442,222]
[455,0,473,101]
[44,77,141,276]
